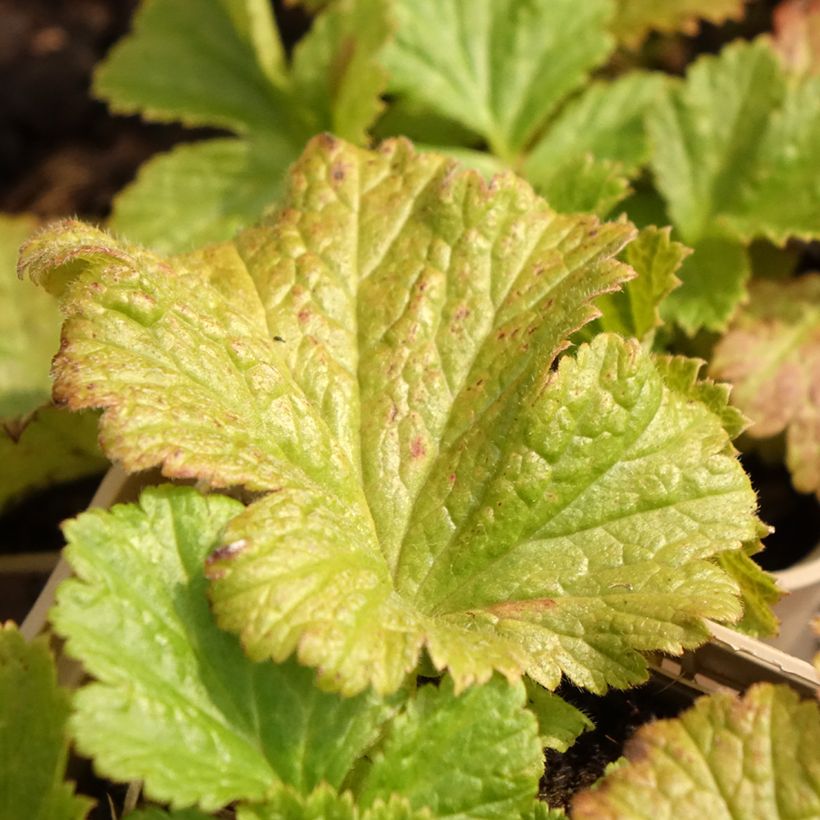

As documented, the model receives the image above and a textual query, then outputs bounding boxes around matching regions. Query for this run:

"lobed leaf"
[382,0,614,160]
[355,677,543,818]
[0,624,91,820]
[52,486,398,811]
[572,683,820,818]
[25,137,764,697]
[524,680,593,753]
[710,274,820,498]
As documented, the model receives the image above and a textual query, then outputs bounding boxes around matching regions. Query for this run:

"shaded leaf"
[711,274,820,497]
[524,680,592,753]
[356,677,542,818]
[383,0,613,160]
[612,0,745,47]
[572,683,820,818]
[0,624,91,820]
[714,548,780,638]
[52,486,399,811]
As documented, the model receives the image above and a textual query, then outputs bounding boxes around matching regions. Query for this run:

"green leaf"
[25,138,763,698]
[649,39,820,246]
[612,0,745,47]
[51,486,399,811]
[0,215,106,512]
[93,0,288,132]
[239,786,428,820]
[714,548,780,638]
[290,0,391,144]
[0,407,104,514]
[524,73,665,185]
[110,137,293,253]
[356,677,542,818]
[710,274,820,498]
[0,214,56,418]
[128,811,213,820]
[530,155,631,218]
[571,683,820,818]
[383,0,614,160]
[524,680,592,753]
[659,236,750,334]
[595,226,688,341]
[0,624,91,820]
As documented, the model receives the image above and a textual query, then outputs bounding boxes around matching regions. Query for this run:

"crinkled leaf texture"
[0,624,91,820]
[98,0,389,251]
[649,39,820,331]
[711,274,820,498]
[572,683,820,818]
[22,136,763,698]
[51,485,399,812]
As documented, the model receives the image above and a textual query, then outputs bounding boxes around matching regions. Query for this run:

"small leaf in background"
[572,683,820,818]
[530,155,631,217]
[714,547,781,637]
[127,811,213,820]
[711,274,820,498]
[383,0,614,161]
[612,0,746,47]
[52,486,399,811]
[238,786,427,820]
[595,225,689,341]
[0,624,92,820]
[98,0,390,252]
[659,236,750,334]
[0,215,105,512]
[524,680,593,753]
[773,0,820,77]
[355,677,542,819]
[524,73,666,188]
[24,138,765,699]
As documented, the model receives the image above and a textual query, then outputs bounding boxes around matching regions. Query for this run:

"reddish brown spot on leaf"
[410,437,426,459]
[206,539,248,565]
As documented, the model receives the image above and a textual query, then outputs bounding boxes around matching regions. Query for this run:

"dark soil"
[540,674,700,810]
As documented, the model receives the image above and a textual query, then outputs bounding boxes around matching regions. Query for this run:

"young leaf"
[0,624,92,820]
[382,0,614,160]
[355,677,542,818]
[51,486,399,811]
[571,683,820,818]
[714,548,781,638]
[24,137,763,698]
[524,73,666,187]
[595,225,689,341]
[710,274,820,498]
[612,0,746,48]
[0,407,104,514]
